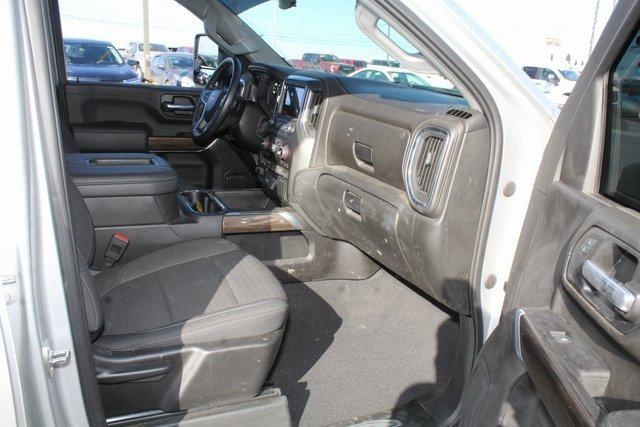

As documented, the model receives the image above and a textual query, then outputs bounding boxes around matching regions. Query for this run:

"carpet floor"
[269,269,459,426]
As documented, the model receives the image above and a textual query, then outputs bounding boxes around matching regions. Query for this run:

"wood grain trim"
[222,213,299,234]
[149,137,201,152]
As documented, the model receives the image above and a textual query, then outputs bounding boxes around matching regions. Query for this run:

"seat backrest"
[66,176,104,337]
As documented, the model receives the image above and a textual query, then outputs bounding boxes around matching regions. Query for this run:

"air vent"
[446,108,472,119]
[415,135,445,194]
[403,127,451,216]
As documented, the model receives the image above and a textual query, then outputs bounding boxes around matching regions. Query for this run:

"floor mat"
[269,270,459,426]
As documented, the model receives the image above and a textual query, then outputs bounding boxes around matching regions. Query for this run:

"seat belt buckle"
[102,232,129,269]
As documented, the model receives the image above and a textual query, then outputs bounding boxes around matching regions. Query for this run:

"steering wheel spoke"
[200,89,212,104]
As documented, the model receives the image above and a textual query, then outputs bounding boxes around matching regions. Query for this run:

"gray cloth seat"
[93,238,288,352]
[65,175,288,415]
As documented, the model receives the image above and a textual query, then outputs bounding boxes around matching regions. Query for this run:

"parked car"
[523,65,580,106]
[370,58,401,67]
[349,65,460,95]
[289,58,324,71]
[148,53,194,86]
[341,58,368,70]
[177,46,194,53]
[299,53,356,74]
[63,38,140,84]
[350,65,427,84]
[124,41,170,80]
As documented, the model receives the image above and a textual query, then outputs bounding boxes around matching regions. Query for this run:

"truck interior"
[21,0,640,425]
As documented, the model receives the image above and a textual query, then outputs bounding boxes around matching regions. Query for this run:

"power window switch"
[580,237,598,255]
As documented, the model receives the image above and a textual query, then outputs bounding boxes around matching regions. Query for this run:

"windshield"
[228,0,460,96]
[169,55,194,69]
[559,69,580,81]
[64,42,124,65]
[138,43,169,52]
[389,72,428,86]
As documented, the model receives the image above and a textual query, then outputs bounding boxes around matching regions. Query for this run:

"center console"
[256,75,322,203]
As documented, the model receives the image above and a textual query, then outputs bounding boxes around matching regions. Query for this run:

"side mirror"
[158,63,165,70]
[127,59,139,67]
[278,0,296,9]
[193,33,219,86]
[547,74,559,86]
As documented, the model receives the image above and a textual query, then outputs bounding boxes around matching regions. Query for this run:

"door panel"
[460,3,640,425]
[64,83,256,189]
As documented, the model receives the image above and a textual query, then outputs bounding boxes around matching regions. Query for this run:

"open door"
[460,3,640,426]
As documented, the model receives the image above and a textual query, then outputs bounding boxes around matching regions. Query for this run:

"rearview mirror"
[278,0,296,10]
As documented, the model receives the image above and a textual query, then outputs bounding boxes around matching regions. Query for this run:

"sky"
[59,0,617,68]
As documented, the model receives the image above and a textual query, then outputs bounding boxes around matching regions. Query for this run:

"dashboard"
[233,62,488,316]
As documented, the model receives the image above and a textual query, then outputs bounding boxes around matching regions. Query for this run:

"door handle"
[581,260,636,313]
[164,103,195,112]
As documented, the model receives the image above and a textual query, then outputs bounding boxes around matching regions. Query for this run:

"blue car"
[64,38,141,84]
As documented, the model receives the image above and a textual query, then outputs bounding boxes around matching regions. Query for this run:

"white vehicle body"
[124,41,170,78]
[348,64,455,89]
[523,64,580,107]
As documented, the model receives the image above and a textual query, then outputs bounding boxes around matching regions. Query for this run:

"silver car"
[148,53,194,86]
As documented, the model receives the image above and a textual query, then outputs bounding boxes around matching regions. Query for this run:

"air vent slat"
[416,135,444,195]
[446,108,472,119]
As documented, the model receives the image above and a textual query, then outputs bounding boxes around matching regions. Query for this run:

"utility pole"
[272,0,277,48]
[588,0,601,56]
[142,0,150,80]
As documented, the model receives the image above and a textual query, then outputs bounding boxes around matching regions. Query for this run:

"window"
[138,43,170,53]
[389,71,429,87]
[540,68,559,82]
[602,26,640,211]
[59,0,209,87]
[64,41,124,66]
[168,55,194,69]
[233,0,462,99]
[523,66,539,79]
[151,56,163,67]
[369,71,389,82]
[560,69,580,81]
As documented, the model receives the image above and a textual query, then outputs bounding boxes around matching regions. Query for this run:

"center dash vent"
[403,127,452,216]
[446,108,472,119]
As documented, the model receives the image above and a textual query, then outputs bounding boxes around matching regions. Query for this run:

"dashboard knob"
[261,138,272,151]
[276,145,290,161]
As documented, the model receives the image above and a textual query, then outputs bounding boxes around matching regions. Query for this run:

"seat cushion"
[93,238,288,352]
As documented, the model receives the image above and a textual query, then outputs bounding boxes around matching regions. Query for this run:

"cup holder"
[179,190,227,216]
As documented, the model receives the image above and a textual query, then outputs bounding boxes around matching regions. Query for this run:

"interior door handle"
[164,103,194,112]
[581,260,636,313]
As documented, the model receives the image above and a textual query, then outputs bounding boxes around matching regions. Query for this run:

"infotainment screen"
[280,84,307,118]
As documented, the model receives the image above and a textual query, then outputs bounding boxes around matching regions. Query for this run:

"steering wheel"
[192,56,242,146]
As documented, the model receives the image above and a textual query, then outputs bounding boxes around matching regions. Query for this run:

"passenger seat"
[66,178,289,416]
